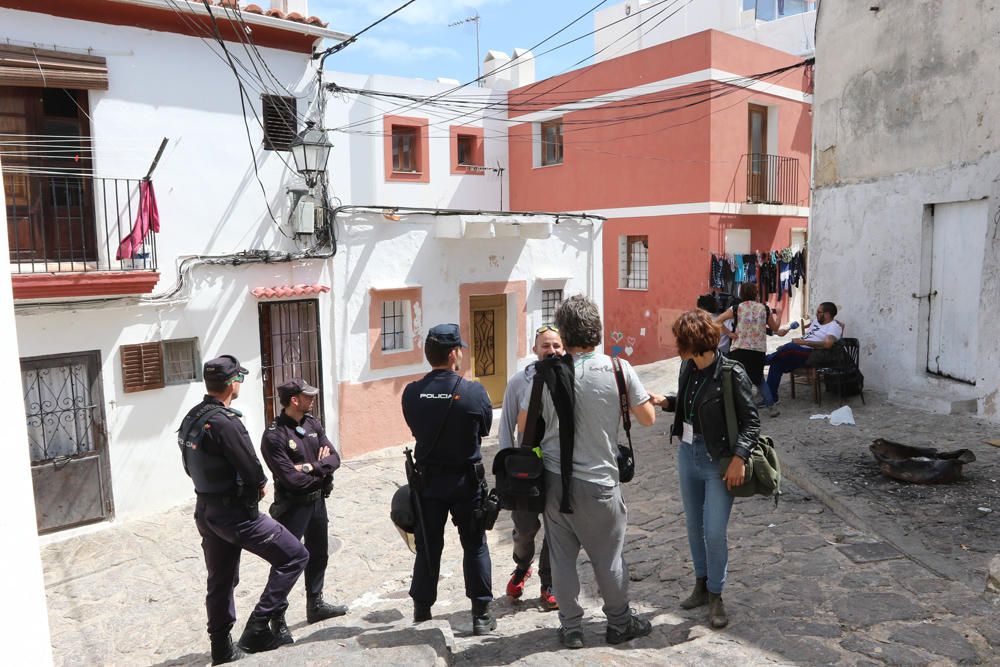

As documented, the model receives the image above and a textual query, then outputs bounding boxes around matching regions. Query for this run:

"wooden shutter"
[262,95,297,151]
[121,342,165,393]
[0,46,108,90]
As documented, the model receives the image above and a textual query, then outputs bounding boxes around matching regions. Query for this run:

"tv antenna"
[448,13,481,86]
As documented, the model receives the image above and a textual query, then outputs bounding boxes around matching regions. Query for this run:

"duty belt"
[277,488,323,504]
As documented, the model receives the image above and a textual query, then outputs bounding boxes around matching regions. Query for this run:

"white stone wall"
[810,0,1000,420]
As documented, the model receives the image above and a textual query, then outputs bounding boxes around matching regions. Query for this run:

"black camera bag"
[493,373,547,512]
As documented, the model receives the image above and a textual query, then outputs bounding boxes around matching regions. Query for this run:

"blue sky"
[311,0,603,83]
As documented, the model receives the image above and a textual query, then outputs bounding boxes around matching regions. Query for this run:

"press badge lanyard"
[681,370,708,443]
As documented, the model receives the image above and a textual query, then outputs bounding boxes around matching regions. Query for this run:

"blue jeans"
[677,436,735,595]
[765,343,812,403]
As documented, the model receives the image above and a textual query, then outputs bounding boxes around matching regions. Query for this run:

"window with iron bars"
[619,235,649,290]
[381,299,411,352]
[541,289,563,325]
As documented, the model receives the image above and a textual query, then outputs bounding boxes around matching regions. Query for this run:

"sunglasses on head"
[535,325,559,335]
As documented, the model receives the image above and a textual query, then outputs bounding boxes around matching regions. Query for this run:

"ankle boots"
[306,594,349,624]
[708,592,729,629]
[209,631,245,665]
[269,610,294,646]
[471,600,497,636]
[237,613,282,654]
[679,577,709,609]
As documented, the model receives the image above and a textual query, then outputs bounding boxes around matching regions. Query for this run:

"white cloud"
[350,36,460,63]
[312,0,509,29]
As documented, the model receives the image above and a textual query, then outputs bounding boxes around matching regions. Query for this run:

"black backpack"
[492,372,546,513]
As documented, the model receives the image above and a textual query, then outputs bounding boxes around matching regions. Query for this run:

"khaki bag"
[720,364,782,504]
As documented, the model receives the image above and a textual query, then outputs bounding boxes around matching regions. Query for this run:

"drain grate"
[836,541,904,563]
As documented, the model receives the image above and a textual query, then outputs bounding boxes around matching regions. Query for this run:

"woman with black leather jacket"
[665,309,761,629]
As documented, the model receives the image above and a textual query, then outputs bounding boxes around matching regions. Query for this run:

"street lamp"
[290,121,332,189]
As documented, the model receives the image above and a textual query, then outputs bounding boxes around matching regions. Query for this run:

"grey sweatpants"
[542,471,631,632]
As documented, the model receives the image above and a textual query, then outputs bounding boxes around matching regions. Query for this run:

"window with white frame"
[164,338,201,384]
[380,299,412,352]
[619,235,649,290]
[541,288,563,325]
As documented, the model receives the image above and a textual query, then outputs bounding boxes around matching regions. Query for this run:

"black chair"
[819,338,865,405]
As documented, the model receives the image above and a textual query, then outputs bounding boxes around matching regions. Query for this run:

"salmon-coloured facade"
[509,30,813,364]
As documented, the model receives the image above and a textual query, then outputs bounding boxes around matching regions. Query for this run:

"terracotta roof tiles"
[251,283,331,299]
[232,2,329,28]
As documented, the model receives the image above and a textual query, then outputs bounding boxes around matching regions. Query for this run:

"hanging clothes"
[721,256,735,294]
[791,251,805,288]
[710,254,725,289]
[734,254,746,284]
[743,254,757,284]
[758,256,776,303]
[116,179,160,261]
[778,260,793,298]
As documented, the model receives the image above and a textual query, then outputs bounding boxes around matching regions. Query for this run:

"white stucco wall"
[0,158,54,664]
[810,0,1000,419]
[593,0,815,60]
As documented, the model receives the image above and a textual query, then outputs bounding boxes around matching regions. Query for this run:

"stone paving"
[41,354,1000,666]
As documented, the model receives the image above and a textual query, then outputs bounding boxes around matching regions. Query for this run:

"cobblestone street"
[42,357,1000,666]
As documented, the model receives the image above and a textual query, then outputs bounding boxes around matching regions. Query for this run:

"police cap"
[426,323,468,348]
[277,378,320,403]
[203,355,249,383]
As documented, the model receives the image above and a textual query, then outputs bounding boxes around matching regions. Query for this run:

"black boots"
[680,577,709,610]
[306,594,349,624]
[209,631,245,665]
[708,592,729,629]
[471,600,496,636]
[237,613,282,654]
[269,610,294,646]
[413,602,433,623]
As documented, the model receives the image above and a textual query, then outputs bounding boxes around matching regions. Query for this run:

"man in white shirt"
[764,302,843,413]
[498,325,564,609]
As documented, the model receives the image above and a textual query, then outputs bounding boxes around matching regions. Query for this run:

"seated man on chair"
[763,302,843,416]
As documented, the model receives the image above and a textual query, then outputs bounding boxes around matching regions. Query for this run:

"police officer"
[178,355,309,664]
[260,379,348,640]
[401,324,496,635]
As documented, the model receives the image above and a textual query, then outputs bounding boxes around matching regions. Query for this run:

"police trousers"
[409,476,492,607]
[195,497,309,634]
[275,497,329,598]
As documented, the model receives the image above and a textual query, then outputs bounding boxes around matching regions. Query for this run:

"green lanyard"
[683,372,709,423]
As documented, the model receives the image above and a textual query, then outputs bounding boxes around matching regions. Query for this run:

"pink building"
[509,29,812,365]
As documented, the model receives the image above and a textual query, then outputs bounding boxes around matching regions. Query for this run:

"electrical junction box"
[294,197,317,235]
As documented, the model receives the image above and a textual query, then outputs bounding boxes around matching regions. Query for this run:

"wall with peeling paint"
[811,0,1000,419]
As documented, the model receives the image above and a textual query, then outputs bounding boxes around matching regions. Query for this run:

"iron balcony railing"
[745,153,799,206]
[4,171,157,274]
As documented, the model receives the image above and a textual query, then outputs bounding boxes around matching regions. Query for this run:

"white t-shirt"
[803,320,843,343]
[498,363,535,450]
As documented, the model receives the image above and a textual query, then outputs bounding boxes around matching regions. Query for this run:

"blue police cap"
[426,323,467,348]
[203,355,249,382]
[277,378,320,403]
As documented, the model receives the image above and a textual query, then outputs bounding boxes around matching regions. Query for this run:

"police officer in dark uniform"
[260,378,348,639]
[178,355,309,664]
[401,324,496,635]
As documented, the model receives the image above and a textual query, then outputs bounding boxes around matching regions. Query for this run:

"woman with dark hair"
[666,310,760,629]
[715,283,782,417]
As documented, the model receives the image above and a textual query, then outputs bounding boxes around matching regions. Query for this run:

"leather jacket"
[670,356,759,462]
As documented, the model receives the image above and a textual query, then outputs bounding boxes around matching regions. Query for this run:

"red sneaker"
[506,568,532,599]
[540,585,558,610]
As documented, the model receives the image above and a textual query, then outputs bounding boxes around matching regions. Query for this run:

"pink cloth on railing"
[115,179,160,261]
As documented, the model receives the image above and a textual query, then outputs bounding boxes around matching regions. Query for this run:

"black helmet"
[390,485,417,553]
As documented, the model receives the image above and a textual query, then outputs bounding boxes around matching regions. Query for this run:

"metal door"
[470,294,508,407]
[259,299,324,424]
[926,200,987,383]
[21,351,112,533]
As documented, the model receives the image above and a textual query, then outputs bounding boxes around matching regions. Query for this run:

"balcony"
[745,153,799,208]
[4,172,160,299]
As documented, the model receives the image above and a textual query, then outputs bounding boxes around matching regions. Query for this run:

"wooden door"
[747,104,768,202]
[21,351,113,534]
[258,299,324,423]
[470,294,508,407]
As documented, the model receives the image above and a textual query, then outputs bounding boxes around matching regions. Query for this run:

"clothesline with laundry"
[709,246,807,303]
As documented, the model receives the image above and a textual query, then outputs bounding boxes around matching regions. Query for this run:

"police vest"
[177,405,240,495]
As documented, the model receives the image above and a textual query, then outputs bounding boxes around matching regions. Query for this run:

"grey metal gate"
[258,299,324,425]
[21,350,112,533]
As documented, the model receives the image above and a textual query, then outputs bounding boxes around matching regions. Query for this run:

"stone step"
[887,388,979,415]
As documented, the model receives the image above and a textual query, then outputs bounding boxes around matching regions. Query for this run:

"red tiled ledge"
[12,271,160,299]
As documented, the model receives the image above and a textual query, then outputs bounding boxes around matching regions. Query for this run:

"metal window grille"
[262,94,297,151]
[541,289,563,325]
[163,338,200,384]
[381,299,408,351]
[392,126,418,172]
[620,235,649,289]
[21,354,99,463]
[541,119,563,166]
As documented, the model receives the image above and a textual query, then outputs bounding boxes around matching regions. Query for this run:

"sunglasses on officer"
[226,373,245,385]
[535,325,559,335]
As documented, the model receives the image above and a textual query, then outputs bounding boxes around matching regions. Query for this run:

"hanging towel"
[116,179,160,261]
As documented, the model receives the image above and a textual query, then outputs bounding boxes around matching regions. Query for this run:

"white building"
[4,0,601,539]
[810,0,1000,420]
[594,0,817,60]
